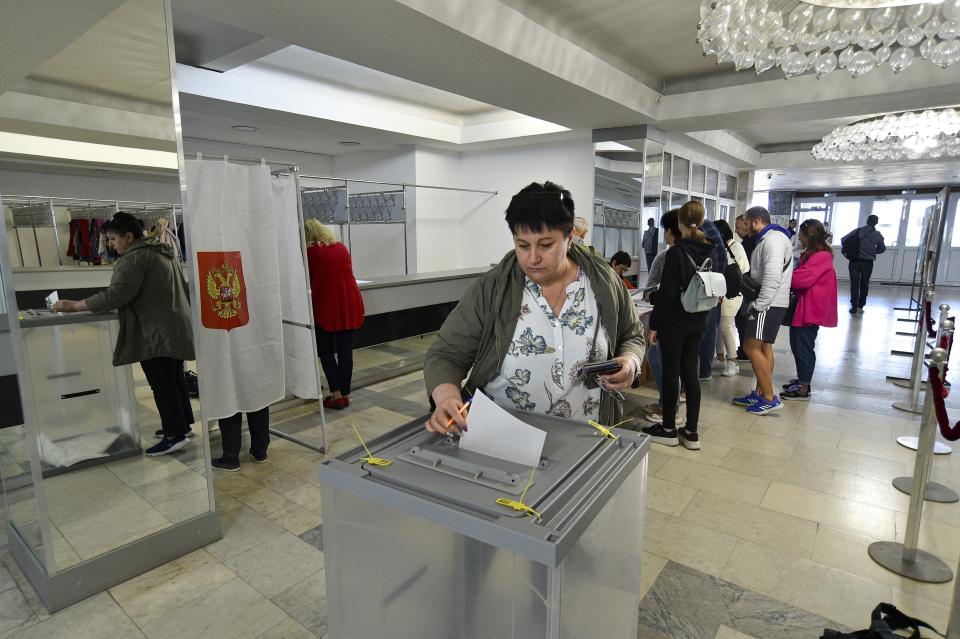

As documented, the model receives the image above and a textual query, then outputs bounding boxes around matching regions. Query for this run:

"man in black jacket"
[843,214,886,314]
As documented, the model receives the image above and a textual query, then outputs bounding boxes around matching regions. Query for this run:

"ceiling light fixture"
[231,125,258,132]
[698,0,960,79]
[339,141,361,147]
[812,106,960,161]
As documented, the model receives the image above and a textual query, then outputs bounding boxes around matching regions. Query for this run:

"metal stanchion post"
[869,346,955,583]
[896,307,955,470]
[892,298,941,389]
[893,287,935,412]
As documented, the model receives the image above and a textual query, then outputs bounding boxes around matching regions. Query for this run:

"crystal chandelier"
[698,0,960,79]
[811,107,960,161]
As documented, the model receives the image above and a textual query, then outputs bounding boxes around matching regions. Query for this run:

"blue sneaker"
[747,396,783,415]
[732,390,760,407]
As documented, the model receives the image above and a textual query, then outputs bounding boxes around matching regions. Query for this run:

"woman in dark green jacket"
[425,181,645,434]
[54,212,195,457]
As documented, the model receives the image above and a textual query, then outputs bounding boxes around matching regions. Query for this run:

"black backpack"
[821,603,941,639]
[841,227,862,260]
[722,242,744,300]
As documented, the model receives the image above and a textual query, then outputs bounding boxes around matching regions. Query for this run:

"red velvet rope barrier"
[928,363,960,441]
[925,300,937,338]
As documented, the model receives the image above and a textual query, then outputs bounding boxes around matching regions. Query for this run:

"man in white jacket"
[732,206,794,415]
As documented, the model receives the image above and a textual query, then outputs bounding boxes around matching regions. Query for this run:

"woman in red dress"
[304,219,365,409]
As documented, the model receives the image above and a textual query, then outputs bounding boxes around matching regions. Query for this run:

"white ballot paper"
[45,290,59,309]
[459,392,546,467]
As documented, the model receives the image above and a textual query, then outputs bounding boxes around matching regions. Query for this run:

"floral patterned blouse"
[485,268,610,421]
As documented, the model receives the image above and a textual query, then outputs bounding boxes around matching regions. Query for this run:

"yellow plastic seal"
[587,418,630,441]
[496,466,541,520]
[351,424,392,468]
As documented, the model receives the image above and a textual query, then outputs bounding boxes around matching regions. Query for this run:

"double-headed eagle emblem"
[205,263,243,319]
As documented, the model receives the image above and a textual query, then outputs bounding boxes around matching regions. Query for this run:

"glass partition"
[831,201,863,246]
[907,198,937,247]
[871,199,905,248]
[0,0,218,609]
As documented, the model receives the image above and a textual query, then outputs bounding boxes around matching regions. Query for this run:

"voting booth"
[317,405,649,639]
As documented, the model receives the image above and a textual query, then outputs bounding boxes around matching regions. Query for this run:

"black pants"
[218,407,270,464]
[317,328,356,395]
[645,252,656,270]
[140,357,194,439]
[734,309,747,355]
[849,259,874,309]
[660,326,703,432]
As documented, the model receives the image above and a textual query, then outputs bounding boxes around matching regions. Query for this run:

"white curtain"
[273,175,320,400]
[186,159,285,420]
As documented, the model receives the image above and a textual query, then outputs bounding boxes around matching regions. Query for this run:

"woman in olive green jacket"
[425,182,645,434]
[54,212,195,457]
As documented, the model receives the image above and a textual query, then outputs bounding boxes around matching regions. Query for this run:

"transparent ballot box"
[318,412,649,639]
[18,310,139,470]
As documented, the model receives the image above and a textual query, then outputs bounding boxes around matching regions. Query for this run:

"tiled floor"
[0,286,959,637]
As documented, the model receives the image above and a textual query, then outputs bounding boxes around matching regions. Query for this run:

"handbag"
[820,602,941,639]
[678,250,726,313]
[782,291,798,326]
[722,242,744,300]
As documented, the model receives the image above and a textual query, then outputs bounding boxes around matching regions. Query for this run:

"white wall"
[413,148,464,273]
[456,137,595,268]
[183,138,334,176]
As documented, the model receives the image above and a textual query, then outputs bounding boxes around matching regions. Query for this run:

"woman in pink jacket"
[780,219,837,401]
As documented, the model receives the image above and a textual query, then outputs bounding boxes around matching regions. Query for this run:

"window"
[830,201,862,247]
[692,163,706,194]
[795,201,827,226]
[670,192,686,209]
[870,199,904,248]
[706,169,719,196]
[750,191,769,210]
[705,199,716,220]
[720,204,728,222]
[672,156,690,191]
[720,174,737,199]
[662,153,672,187]
[905,199,936,247]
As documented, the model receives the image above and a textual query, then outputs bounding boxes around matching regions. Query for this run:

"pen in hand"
[445,399,473,432]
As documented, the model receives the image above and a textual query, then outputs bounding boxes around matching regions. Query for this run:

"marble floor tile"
[640,561,844,639]
[153,489,213,524]
[680,492,818,559]
[237,487,302,521]
[141,577,288,639]
[700,423,798,460]
[131,469,209,506]
[273,507,324,536]
[225,533,325,598]
[272,571,327,638]
[215,473,268,500]
[719,447,835,492]
[298,524,324,552]
[790,444,909,483]
[42,467,144,527]
[894,511,960,563]
[650,439,732,466]
[646,449,671,476]
[654,456,771,506]
[810,525,954,606]
[826,471,911,513]
[640,552,668,600]
[645,477,698,516]
[644,510,739,577]
[721,540,892,630]
[206,506,287,561]
[761,481,898,539]
[110,549,236,627]
[891,589,950,633]
[58,497,172,560]
[0,586,35,635]
[714,625,754,639]
[283,484,323,513]
[13,592,146,639]
[256,616,318,639]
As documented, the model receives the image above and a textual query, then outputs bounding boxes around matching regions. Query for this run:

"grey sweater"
[749,226,794,312]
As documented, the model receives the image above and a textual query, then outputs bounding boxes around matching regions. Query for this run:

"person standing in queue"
[641,201,715,450]
[642,217,658,270]
[714,219,749,377]
[424,181,644,434]
[733,206,793,415]
[53,212,195,456]
[780,220,837,401]
[305,219,365,410]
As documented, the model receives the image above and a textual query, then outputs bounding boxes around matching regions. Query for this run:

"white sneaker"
[722,361,739,377]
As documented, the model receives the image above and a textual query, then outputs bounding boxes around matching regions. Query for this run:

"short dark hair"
[661,209,680,239]
[714,219,734,243]
[867,214,879,226]
[745,206,771,224]
[105,211,144,239]
[505,181,574,236]
[647,217,655,226]
[610,251,632,267]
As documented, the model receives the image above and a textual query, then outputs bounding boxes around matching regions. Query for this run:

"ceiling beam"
[0,0,126,95]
